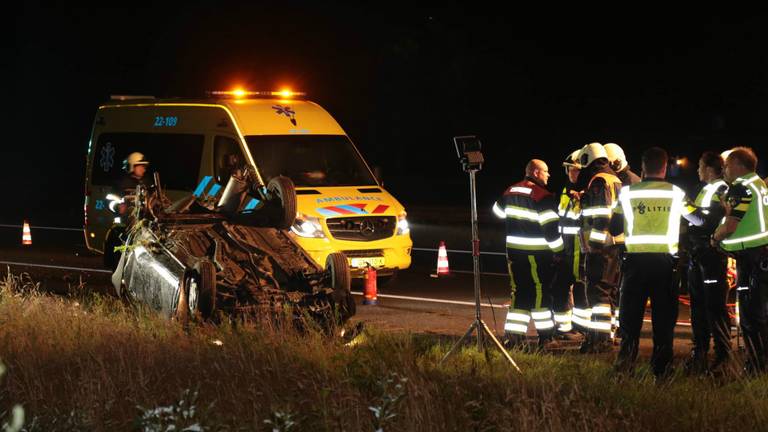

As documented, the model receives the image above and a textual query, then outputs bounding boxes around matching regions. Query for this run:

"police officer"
[494,159,564,349]
[685,151,731,374]
[577,143,623,353]
[605,143,641,186]
[713,147,768,374]
[550,150,587,340]
[611,147,703,378]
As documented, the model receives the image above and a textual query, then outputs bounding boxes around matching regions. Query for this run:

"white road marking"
[0,261,111,274]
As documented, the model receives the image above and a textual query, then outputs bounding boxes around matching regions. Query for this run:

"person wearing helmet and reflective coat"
[103,152,150,270]
[118,152,150,194]
[713,147,768,375]
[604,143,641,186]
[549,149,587,342]
[493,160,564,349]
[575,142,623,353]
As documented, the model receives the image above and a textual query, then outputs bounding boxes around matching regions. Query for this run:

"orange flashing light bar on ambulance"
[208,88,307,99]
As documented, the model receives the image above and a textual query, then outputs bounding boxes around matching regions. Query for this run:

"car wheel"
[192,260,217,319]
[326,252,355,319]
[267,176,297,229]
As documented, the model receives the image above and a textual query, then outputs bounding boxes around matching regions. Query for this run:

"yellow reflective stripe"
[529,255,542,309]
[509,186,533,194]
[548,237,564,252]
[722,231,768,244]
[506,236,548,246]
[582,207,612,217]
[505,206,540,221]
[589,230,607,243]
[539,210,560,224]
[504,323,528,333]
[492,202,506,219]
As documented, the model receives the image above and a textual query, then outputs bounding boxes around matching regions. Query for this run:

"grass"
[0,271,767,431]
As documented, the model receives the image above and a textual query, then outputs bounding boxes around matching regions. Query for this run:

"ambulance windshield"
[245,135,377,187]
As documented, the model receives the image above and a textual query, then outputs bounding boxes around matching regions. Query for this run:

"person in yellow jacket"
[610,147,704,379]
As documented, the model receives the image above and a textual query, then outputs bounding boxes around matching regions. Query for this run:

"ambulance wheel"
[326,252,355,318]
[189,261,217,320]
[103,226,125,271]
[267,176,297,230]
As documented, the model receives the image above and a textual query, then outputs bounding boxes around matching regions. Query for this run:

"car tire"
[267,176,297,229]
[193,260,217,320]
[326,252,355,318]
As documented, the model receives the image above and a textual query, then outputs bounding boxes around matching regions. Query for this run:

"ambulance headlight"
[291,214,326,238]
[396,213,410,235]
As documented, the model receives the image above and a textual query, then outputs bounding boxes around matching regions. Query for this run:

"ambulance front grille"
[326,216,396,241]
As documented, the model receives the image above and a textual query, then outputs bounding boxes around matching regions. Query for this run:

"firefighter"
[118,152,150,194]
[576,143,623,353]
[550,150,587,341]
[604,143,641,186]
[685,151,731,375]
[104,152,150,270]
[713,147,768,375]
[494,159,564,349]
[611,147,704,378]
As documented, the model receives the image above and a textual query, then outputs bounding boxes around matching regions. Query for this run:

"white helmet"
[123,152,150,173]
[578,142,608,167]
[604,143,628,171]
[563,149,582,168]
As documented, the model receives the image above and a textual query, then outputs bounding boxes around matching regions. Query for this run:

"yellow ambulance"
[83,90,412,279]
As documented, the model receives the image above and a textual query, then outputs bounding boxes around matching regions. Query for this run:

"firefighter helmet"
[604,143,628,171]
[563,149,582,168]
[578,142,608,167]
[123,152,150,173]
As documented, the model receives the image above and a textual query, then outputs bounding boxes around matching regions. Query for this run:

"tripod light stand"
[441,136,521,373]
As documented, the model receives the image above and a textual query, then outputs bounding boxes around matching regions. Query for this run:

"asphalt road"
[0,222,723,363]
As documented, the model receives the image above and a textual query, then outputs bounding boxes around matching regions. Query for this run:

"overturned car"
[111,170,356,328]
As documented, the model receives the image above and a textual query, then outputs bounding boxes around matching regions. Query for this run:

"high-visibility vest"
[689,178,728,240]
[720,173,768,252]
[694,179,728,209]
[558,187,581,236]
[618,180,690,254]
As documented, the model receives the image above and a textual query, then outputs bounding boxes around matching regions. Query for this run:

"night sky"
[11,4,768,226]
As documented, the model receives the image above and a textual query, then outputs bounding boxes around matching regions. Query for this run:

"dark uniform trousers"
[616,253,679,376]
[585,246,621,313]
[688,246,731,358]
[735,247,768,372]
[508,251,555,336]
[551,246,587,327]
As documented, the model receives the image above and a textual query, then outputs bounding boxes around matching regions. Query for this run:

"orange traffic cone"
[22,220,32,245]
[431,241,450,277]
[363,265,379,305]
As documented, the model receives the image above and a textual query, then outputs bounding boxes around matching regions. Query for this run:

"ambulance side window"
[91,132,204,191]
[214,136,245,184]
